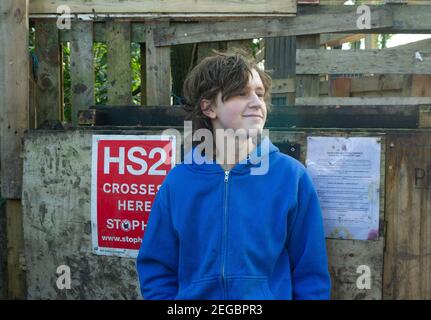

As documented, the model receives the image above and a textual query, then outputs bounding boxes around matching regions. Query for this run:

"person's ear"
[200,99,217,119]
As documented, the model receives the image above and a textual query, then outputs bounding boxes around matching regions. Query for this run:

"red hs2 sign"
[91,135,176,257]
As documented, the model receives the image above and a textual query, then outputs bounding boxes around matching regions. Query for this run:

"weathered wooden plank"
[419,106,431,128]
[350,75,404,93]
[265,36,296,105]
[60,22,146,43]
[384,133,431,299]
[29,0,297,14]
[70,22,94,125]
[299,5,431,33]
[34,19,62,126]
[107,21,132,105]
[280,75,404,96]
[6,200,26,299]
[154,7,393,46]
[271,79,296,94]
[0,200,6,299]
[22,131,144,299]
[297,49,431,75]
[295,36,320,100]
[78,105,423,129]
[0,0,29,198]
[411,75,431,97]
[296,97,431,105]
[330,77,351,97]
[146,20,171,106]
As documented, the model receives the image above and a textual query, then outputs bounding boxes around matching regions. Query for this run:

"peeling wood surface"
[297,49,431,75]
[0,0,29,198]
[34,19,62,126]
[22,131,144,299]
[107,21,132,106]
[29,0,297,15]
[384,133,431,299]
[70,21,94,125]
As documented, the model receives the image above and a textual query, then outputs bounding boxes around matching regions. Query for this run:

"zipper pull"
[224,170,230,182]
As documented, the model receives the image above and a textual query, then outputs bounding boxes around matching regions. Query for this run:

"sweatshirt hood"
[182,136,279,174]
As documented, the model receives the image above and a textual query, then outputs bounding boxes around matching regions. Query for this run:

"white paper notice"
[306,137,381,240]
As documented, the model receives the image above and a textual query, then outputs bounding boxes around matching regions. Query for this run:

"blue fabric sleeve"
[286,169,331,300]
[136,184,179,300]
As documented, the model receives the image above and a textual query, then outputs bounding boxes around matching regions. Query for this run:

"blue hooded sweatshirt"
[136,137,331,300]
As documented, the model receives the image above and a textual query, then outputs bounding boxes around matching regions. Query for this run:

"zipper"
[221,170,230,299]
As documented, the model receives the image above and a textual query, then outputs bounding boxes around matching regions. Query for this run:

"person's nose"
[248,92,264,109]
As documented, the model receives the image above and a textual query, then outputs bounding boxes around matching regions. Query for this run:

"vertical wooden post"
[70,21,94,124]
[365,34,379,50]
[0,0,29,299]
[295,35,320,100]
[107,21,132,105]
[0,0,29,198]
[265,36,296,105]
[34,19,61,126]
[146,20,171,106]
[6,200,26,299]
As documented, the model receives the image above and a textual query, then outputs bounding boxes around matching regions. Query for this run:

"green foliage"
[63,43,71,122]
[131,43,142,105]
[60,42,141,123]
[93,42,108,106]
[378,34,392,49]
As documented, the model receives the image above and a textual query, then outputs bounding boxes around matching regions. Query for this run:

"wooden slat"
[107,21,132,105]
[29,0,297,14]
[0,0,29,198]
[265,36,295,105]
[277,75,405,96]
[146,20,171,105]
[411,75,431,97]
[298,5,431,34]
[35,20,61,126]
[297,49,431,75]
[70,22,94,125]
[271,79,296,94]
[6,200,26,299]
[154,7,393,46]
[330,77,351,97]
[419,106,431,128]
[295,36,320,100]
[350,75,404,93]
[384,133,431,299]
[296,97,431,106]
[60,22,146,43]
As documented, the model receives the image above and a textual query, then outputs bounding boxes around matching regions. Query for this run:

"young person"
[136,51,331,300]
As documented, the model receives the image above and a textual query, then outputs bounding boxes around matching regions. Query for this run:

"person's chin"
[246,126,263,136]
